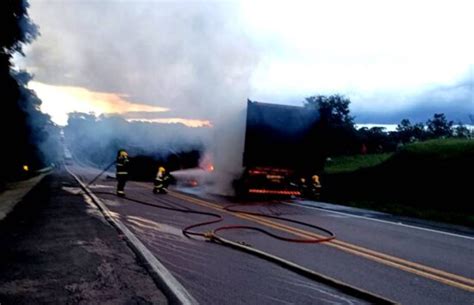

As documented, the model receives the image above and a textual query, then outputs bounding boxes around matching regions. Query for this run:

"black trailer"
[236,100,324,197]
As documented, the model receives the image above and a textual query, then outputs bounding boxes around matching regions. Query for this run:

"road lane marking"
[68,169,200,305]
[288,201,474,241]
[166,190,474,293]
[129,182,474,292]
[171,192,474,287]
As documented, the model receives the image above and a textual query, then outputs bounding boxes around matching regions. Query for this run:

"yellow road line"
[167,191,474,293]
[130,182,474,292]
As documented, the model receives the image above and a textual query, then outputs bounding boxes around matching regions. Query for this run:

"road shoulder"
[0,174,47,222]
[0,168,168,305]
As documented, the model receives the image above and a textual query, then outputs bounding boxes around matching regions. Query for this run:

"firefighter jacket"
[156,171,171,183]
[116,156,129,176]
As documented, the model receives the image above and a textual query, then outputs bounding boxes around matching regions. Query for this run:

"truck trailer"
[235,100,324,197]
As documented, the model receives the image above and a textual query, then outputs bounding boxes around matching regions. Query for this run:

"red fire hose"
[91,190,396,304]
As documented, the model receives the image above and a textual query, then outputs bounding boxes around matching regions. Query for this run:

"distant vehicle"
[235,100,325,197]
[64,147,73,165]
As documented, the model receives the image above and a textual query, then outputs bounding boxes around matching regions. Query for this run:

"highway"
[73,165,474,305]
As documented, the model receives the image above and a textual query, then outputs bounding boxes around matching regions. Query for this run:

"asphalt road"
[0,169,168,305]
[73,165,474,305]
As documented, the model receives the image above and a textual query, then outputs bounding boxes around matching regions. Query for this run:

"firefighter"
[153,166,171,194]
[116,149,129,197]
[309,174,322,199]
[299,177,308,197]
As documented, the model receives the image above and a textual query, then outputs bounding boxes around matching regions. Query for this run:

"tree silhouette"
[396,119,428,143]
[426,113,453,138]
[453,122,471,138]
[0,0,58,182]
[304,94,358,156]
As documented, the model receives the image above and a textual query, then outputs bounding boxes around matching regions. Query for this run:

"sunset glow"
[127,118,213,128]
[29,81,169,125]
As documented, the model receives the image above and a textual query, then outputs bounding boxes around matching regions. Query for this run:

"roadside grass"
[321,138,474,227]
[324,153,392,174]
[400,138,474,157]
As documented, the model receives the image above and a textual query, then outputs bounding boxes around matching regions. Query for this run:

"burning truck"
[234,100,325,197]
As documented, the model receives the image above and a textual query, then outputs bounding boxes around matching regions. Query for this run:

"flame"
[23,165,29,172]
[199,153,215,170]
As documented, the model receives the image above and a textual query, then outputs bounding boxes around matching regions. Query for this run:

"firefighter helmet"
[159,166,166,173]
[117,149,128,157]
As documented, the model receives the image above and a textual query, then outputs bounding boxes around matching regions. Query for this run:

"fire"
[23,165,29,172]
[199,153,214,171]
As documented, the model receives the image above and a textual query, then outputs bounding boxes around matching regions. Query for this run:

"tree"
[64,112,208,169]
[0,1,38,56]
[453,122,471,138]
[0,0,57,181]
[426,113,453,138]
[358,126,394,153]
[395,119,428,143]
[412,123,428,141]
[396,119,413,143]
[304,94,358,156]
[305,94,354,127]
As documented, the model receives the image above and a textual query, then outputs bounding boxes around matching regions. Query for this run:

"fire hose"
[180,200,395,304]
[89,186,396,304]
[86,160,116,187]
[214,204,335,243]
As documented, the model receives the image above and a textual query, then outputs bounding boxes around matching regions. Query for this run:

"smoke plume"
[23,1,258,193]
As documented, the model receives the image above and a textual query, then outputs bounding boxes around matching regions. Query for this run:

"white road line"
[286,201,474,241]
[67,166,199,305]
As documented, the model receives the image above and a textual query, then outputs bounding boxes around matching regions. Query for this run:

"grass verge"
[321,139,474,227]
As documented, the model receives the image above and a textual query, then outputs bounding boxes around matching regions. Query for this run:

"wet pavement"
[74,164,474,305]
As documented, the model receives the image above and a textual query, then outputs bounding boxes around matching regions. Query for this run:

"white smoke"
[23,0,258,194]
[207,107,247,195]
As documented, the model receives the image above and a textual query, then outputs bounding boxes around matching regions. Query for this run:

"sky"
[15,0,474,126]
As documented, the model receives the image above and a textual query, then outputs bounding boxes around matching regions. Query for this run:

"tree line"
[304,95,473,157]
[64,112,209,171]
[1,0,60,184]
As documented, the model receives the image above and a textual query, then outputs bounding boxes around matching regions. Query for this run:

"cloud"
[22,0,474,125]
[28,81,169,125]
[127,118,212,128]
[23,0,258,194]
[23,0,257,119]
[353,78,474,124]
